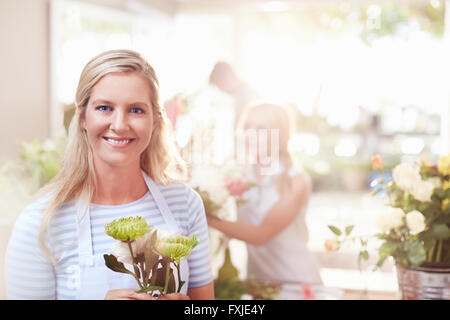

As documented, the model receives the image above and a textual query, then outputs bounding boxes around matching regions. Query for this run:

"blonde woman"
[5,50,214,300]
[208,103,322,296]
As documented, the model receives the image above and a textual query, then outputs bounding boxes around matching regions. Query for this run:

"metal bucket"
[396,263,450,300]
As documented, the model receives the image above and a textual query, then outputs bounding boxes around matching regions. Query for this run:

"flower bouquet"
[103,216,198,297]
[189,165,253,219]
[326,153,450,270]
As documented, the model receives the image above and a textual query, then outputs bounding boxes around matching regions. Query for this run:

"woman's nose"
[110,110,130,133]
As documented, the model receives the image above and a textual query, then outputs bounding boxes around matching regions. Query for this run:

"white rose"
[406,210,426,235]
[392,163,421,192]
[410,180,434,202]
[375,207,405,233]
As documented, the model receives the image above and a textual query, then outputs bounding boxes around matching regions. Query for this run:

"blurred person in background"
[209,61,259,128]
[207,103,323,299]
[4,49,214,300]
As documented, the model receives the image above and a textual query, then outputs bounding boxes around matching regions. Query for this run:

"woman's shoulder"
[159,180,201,202]
[18,193,52,219]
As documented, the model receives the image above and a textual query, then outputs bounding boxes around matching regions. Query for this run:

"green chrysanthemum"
[105,216,152,241]
[155,234,198,263]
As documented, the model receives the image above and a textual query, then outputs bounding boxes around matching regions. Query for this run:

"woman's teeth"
[106,138,132,145]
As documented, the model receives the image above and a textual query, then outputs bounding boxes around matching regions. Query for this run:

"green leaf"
[359,250,369,261]
[103,254,134,275]
[407,241,427,267]
[378,241,400,260]
[370,188,383,196]
[328,225,342,236]
[153,266,176,294]
[345,225,354,236]
[429,224,450,240]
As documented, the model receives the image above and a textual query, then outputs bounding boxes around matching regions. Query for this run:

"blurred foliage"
[243,278,281,300]
[16,136,66,191]
[17,137,66,190]
[214,247,246,300]
[61,11,130,42]
[246,1,445,46]
[213,247,281,300]
[0,135,66,220]
[214,279,247,300]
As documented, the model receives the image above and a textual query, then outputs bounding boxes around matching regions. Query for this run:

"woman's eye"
[96,105,112,112]
[130,107,144,114]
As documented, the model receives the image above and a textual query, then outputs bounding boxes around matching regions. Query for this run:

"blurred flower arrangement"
[189,165,254,220]
[327,153,450,269]
[104,216,198,297]
[188,164,280,300]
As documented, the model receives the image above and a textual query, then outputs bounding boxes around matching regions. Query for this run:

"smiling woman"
[4,50,214,300]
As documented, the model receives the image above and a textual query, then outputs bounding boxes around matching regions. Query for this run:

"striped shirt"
[5,182,213,299]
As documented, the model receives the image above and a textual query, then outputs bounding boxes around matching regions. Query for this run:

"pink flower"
[225,178,249,197]
[324,239,340,252]
[371,154,384,170]
[301,284,315,300]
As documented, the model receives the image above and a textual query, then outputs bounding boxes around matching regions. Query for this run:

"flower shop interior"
[0,0,449,300]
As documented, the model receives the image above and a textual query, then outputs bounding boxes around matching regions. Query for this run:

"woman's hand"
[104,289,155,300]
[105,289,190,300]
[158,293,190,300]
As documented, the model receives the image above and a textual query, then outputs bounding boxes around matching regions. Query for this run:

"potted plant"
[327,153,450,299]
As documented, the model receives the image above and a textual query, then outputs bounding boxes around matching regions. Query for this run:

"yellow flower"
[442,199,450,211]
[438,154,450,176]
[154,234,198,263]
[105,216,152,241]
[442,180,450,191]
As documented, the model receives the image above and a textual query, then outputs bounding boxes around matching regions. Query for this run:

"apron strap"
[142,172,180,233]
[76,197,94,267]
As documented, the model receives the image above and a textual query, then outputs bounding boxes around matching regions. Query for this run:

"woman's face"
[82,72,154,170]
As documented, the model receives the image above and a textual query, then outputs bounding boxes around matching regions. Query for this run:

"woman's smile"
[103,136,136,147]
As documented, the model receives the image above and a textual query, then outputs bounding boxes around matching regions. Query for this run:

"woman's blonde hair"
[37,49,186,263]
[237,102,296,192]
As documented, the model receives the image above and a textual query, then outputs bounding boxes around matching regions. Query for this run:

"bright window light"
[401,137,425,154]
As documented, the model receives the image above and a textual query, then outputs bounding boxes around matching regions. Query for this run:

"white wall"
[0,0,50,162]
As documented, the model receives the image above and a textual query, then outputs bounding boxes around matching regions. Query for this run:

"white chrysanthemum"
[375,207,405,233]
[110,241,135,265]
[406,210,426,235]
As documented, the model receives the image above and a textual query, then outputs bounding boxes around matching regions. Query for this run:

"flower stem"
[175,261,182,293]
[127,240,144,290]
[381,170,393,205]
[428,241,436,262]
[163,259,171,295]
[436,240,443,263]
